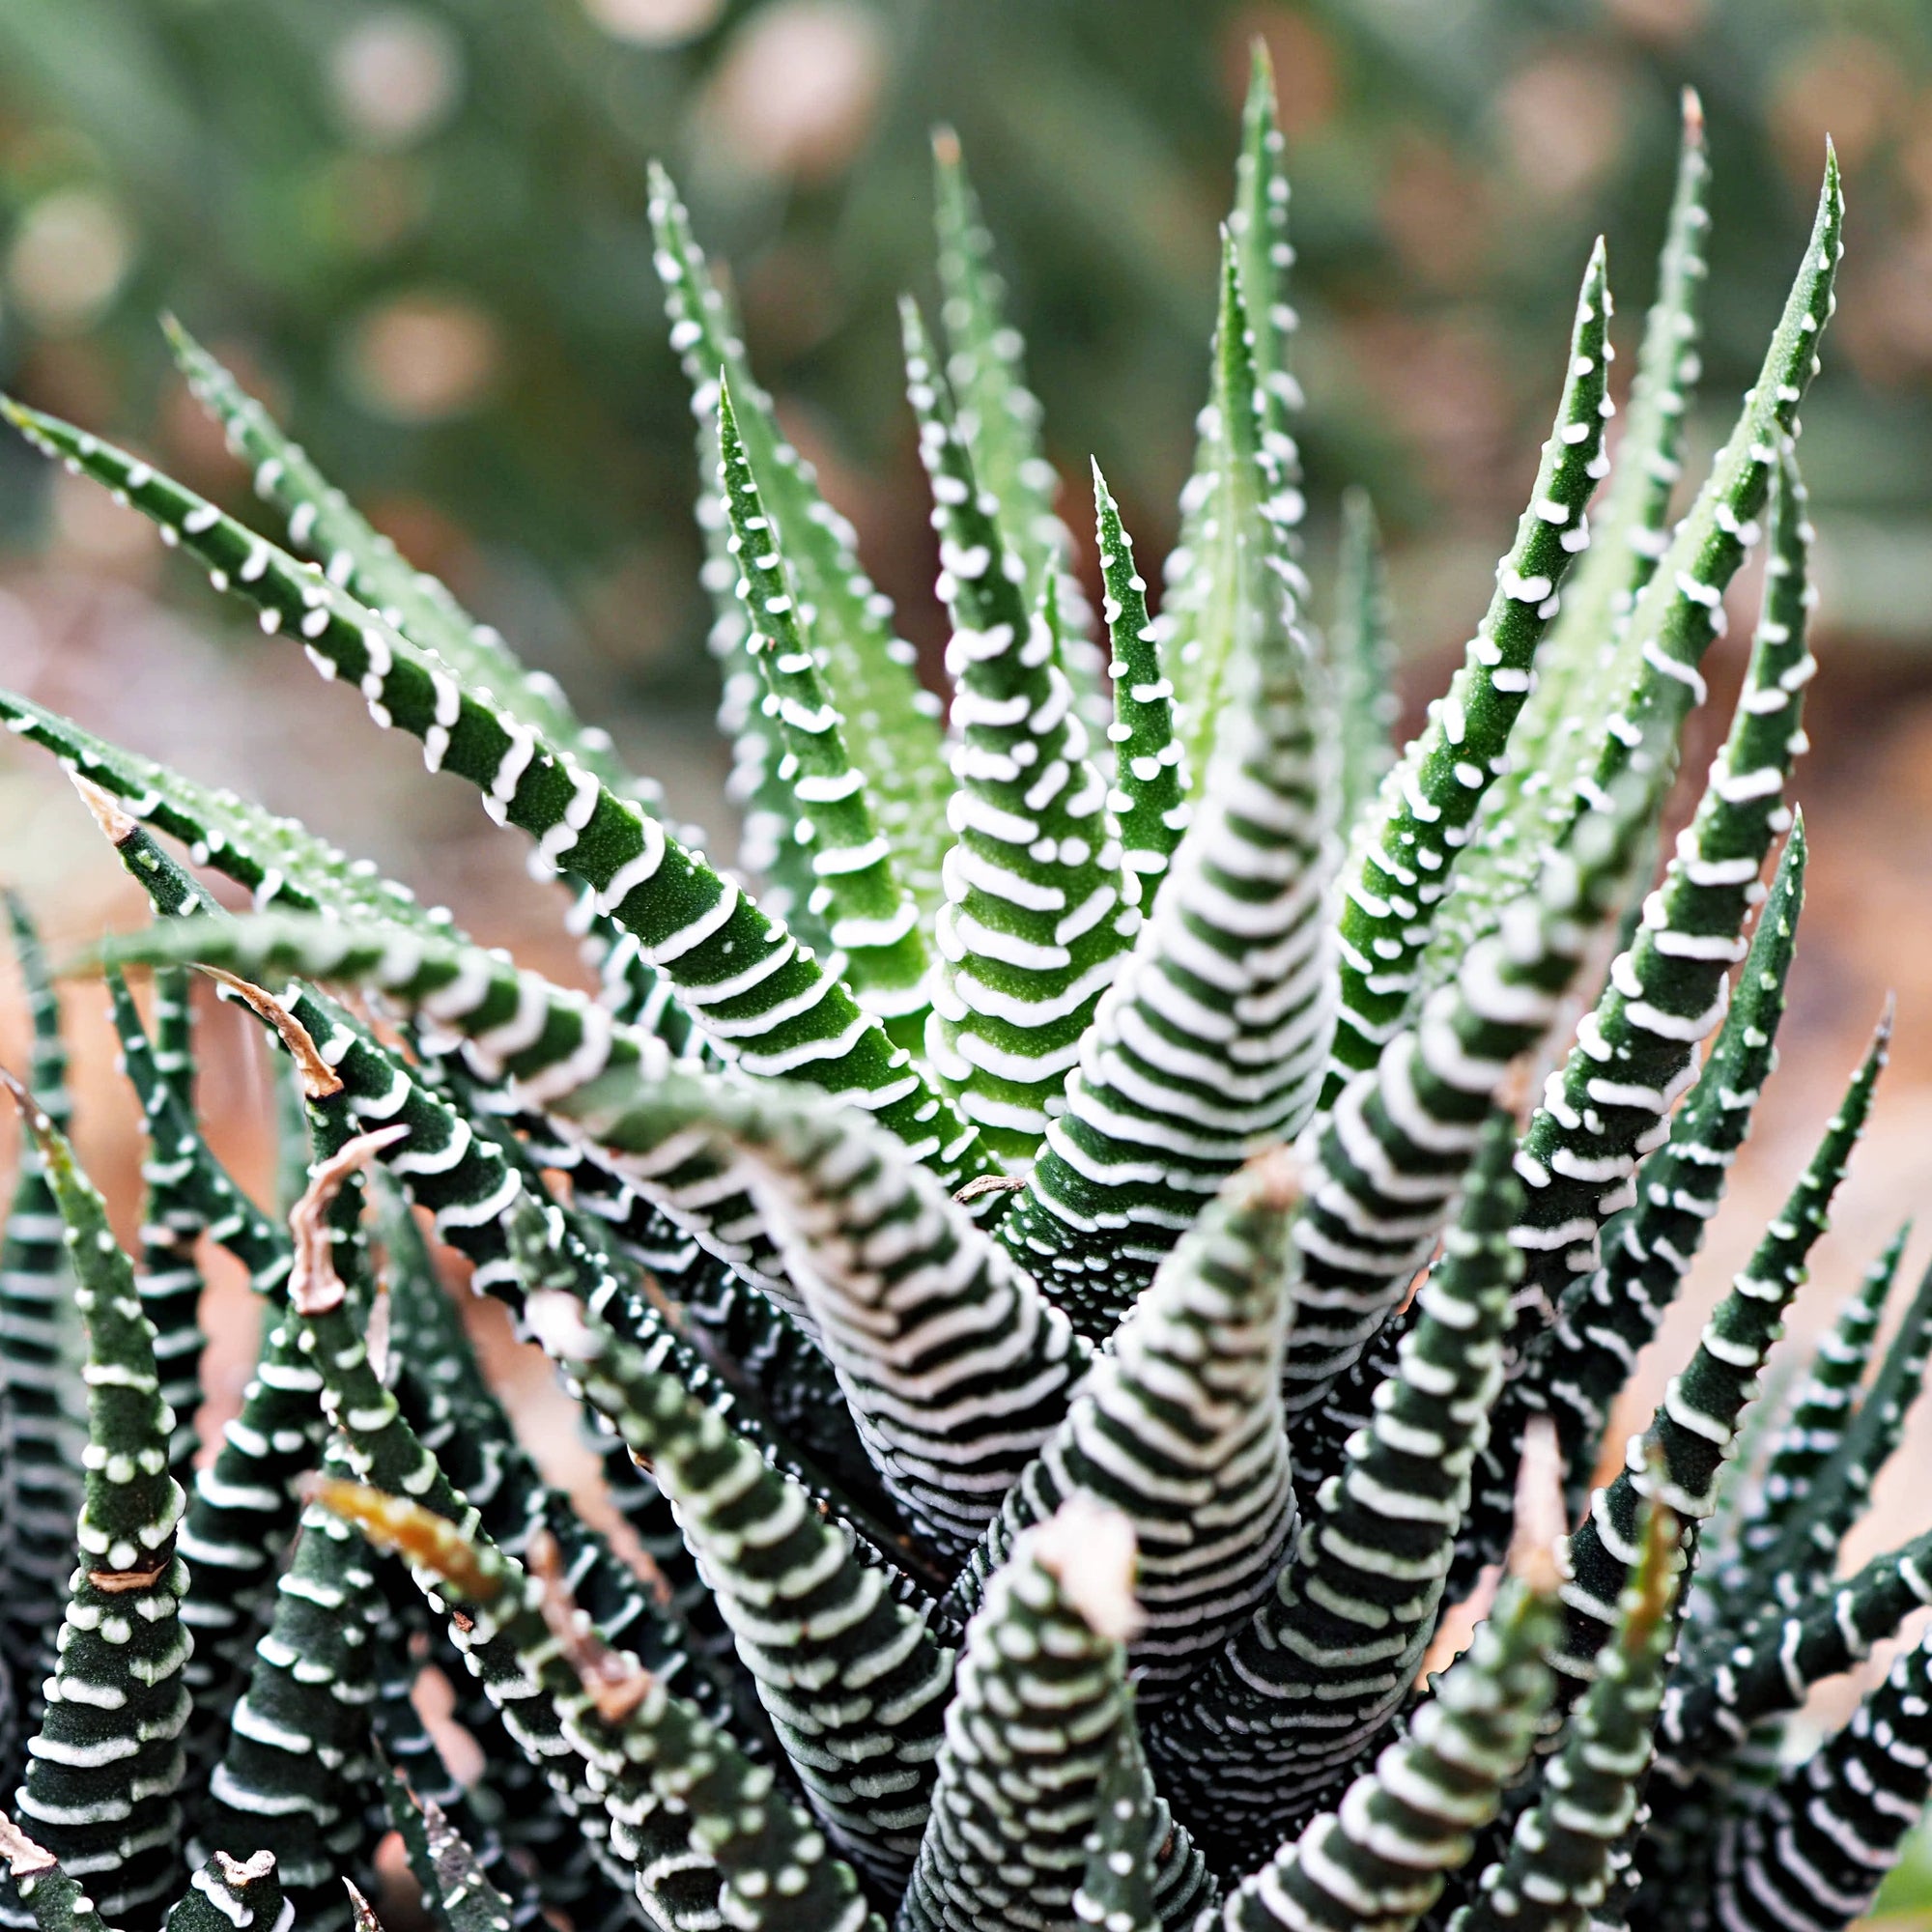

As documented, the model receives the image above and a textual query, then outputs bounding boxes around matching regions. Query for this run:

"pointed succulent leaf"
[646,161,951,910]
[1547,91,1714,720]
[1163,229,1311,800]
[1505,450,1818,1337]
[932,131,1106,718]
[383,1776,515,1932]
[1552,1014,1888,1686]
[1163,50,1307,767]
[93,909,876,1319]
[1070,1727,1165,1932]
[1282,747,1662,1430]
[165,322,710,1042]
[716,379,930,1043]
[1662,1518,1932,1770]
[1452,822,1804,1588]
[1322,243,1612,1097]
[905,297,1133,1162]
[1208,1569,1561,1932]
[104,970,207,1485]
[316,1475,881,1932]
[995,431,1331,1331]
[951,1148,1299,1700]
[6,1078,190,1928]
[1329,489,1400,835]
[0,685,454,939]
[1153,1112,1522,1862]
[1094,463,1188,893]
[163,318,655,810]
[1228,42,1303,457]
[1563,153,1841,847]
[902,1499,1207,1932]
[1734,1238,1932,1630]
[520,1283,955,1887]
[1458,1501,1683,1932]
[3,406,994,1187]
[1705,1221,1909,1616]
[1706,1626,1932,1932]
[1443,92,1714,946]
[696,431,837,951]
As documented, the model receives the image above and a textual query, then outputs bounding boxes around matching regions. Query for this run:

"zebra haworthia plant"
[0,46,1920,1932]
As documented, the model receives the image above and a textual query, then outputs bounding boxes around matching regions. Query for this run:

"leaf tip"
[69,770,140,848]
[1507,1414,1567,1598]
[1033,1494,1142,1645]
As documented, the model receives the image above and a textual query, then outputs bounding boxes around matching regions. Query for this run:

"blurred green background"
[5,1,1932,1907]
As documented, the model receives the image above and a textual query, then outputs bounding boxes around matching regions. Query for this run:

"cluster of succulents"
[0,46,1927,1932]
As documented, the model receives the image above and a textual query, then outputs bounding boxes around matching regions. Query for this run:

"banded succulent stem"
[0,898,81,1720]
[902,1500,1211,1932]
[1208,1565,1561,1932]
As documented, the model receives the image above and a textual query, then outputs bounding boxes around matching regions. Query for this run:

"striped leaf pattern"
[195,1445,380,1932]
[932,135,1105,720]
[1165,48,1307,781]
[991,244,1330,1329]
[1552,1019,1888,1688]
[521,1281,955,1887]
[904,298,1133,1162]
[947,1149,1299,1696]
[5,1091,188,1932]
[1093,467,1188,895]
[1453,823,1804,1583]
[0,68,1916,1932]
[1704,1630,1932,1932]
[1153,1113,1523,1862]
[0,401,994,1188]
[902,1501,1210,1932]
[0,898,82,1732]
[715,383,930,1042]
[1208,1569,1561,1932]
[1322,245,1612,1096]
[646,163,951,915]
[1435,93,1714,957]
[1504,450,1819,1337]
[1458,1501,1684,1932]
